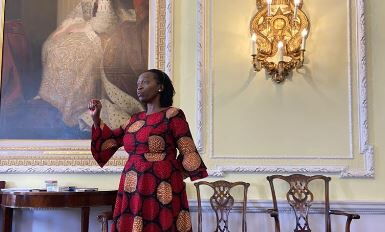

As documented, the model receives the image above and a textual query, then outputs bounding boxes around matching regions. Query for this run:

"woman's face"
[136,72,162,103]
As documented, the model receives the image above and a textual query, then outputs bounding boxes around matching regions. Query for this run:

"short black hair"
[145,69,175,107]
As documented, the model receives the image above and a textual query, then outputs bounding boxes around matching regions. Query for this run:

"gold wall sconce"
[250,0,310,83]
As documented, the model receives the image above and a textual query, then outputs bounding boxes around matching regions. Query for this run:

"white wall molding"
[196,0,206,152]
[164,0,174,78]
[196,0,373,178]
[7,200,385,231]
[207,165,346,178]
[0,166,123,174]
[188,200,385,215]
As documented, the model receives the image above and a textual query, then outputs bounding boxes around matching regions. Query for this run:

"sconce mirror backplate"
[250,0,310,83]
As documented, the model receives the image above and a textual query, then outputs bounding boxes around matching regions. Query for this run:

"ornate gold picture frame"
[0,0,174,173]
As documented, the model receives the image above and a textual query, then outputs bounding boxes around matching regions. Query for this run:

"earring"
[158,89,162,92]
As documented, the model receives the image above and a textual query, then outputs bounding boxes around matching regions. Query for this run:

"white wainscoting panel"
[0,201,383,231]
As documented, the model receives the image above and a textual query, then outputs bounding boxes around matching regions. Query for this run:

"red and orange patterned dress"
[91,107,208,232]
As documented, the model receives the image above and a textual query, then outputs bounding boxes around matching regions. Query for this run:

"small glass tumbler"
[45,180,58,192]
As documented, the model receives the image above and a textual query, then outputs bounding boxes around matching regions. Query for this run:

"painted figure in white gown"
[38,0,144,131]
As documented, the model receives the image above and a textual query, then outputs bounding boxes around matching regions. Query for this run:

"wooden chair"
[194,180,250,232]
[266,174,360,232]
[97,211,113,232]
[0,181,6,204]
[97,190,115,232]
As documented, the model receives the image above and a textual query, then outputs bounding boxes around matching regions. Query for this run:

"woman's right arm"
[89,99,125,167]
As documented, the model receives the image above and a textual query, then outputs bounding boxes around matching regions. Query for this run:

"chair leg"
[103,218,109,232]
[97,215,109,232]
[345,216,353,232]
[274,217,280,232]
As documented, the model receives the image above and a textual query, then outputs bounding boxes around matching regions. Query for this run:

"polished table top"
[1,190,117,232]
[1,190,117,208]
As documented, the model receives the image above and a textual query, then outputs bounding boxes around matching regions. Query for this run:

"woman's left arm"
[169,109,208,181]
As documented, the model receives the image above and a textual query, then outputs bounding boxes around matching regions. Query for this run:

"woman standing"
[89,69,208,232]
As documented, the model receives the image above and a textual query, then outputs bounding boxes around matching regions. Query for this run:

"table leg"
[81,207,90,232]
[2,206,13,232]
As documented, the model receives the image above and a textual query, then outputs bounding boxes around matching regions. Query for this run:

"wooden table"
[1,190,117,232]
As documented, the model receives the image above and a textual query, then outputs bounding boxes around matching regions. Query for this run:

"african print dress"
[91,107,208,232]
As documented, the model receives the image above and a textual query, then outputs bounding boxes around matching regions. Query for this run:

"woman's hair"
[146,69,175,107]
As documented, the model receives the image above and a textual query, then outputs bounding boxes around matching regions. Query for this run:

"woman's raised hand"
[88,99,102,126]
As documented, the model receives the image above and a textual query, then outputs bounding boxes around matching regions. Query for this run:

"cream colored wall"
[1,0,385,203]
[212,0,351,157]
[174,0,385,202]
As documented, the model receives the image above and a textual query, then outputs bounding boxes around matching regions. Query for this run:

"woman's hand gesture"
[88,99,102,126]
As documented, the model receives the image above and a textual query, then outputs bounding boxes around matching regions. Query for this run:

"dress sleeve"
[91,120,125,167]
[169,109,208,181]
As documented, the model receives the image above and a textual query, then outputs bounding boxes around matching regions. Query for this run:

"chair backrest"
[194,180,250,232]
[267,174,331,232]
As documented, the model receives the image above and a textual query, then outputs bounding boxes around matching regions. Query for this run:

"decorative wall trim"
[156,0,173,77]
[9,201,385,232]
[0,166,124,174]
[0,1,172,174]
[188,200,385,215]
[164,0,174,79]
[156,0,165,69]
[196,0,373,177]
[357,0,368,154]
[340,0,373,178]
[0,150,127,173]
[196,0,206,152]
[207,165,346,178]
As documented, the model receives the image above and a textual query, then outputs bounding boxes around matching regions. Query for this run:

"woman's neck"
[146,103,164,114]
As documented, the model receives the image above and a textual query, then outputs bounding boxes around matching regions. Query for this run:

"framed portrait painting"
[0,0,173,173]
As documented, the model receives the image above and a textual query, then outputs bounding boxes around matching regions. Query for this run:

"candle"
[293,0,300,19]
[267,0,272,16]
[277,41,284,62]
[251,33,257,55]
[301,29,308,50]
